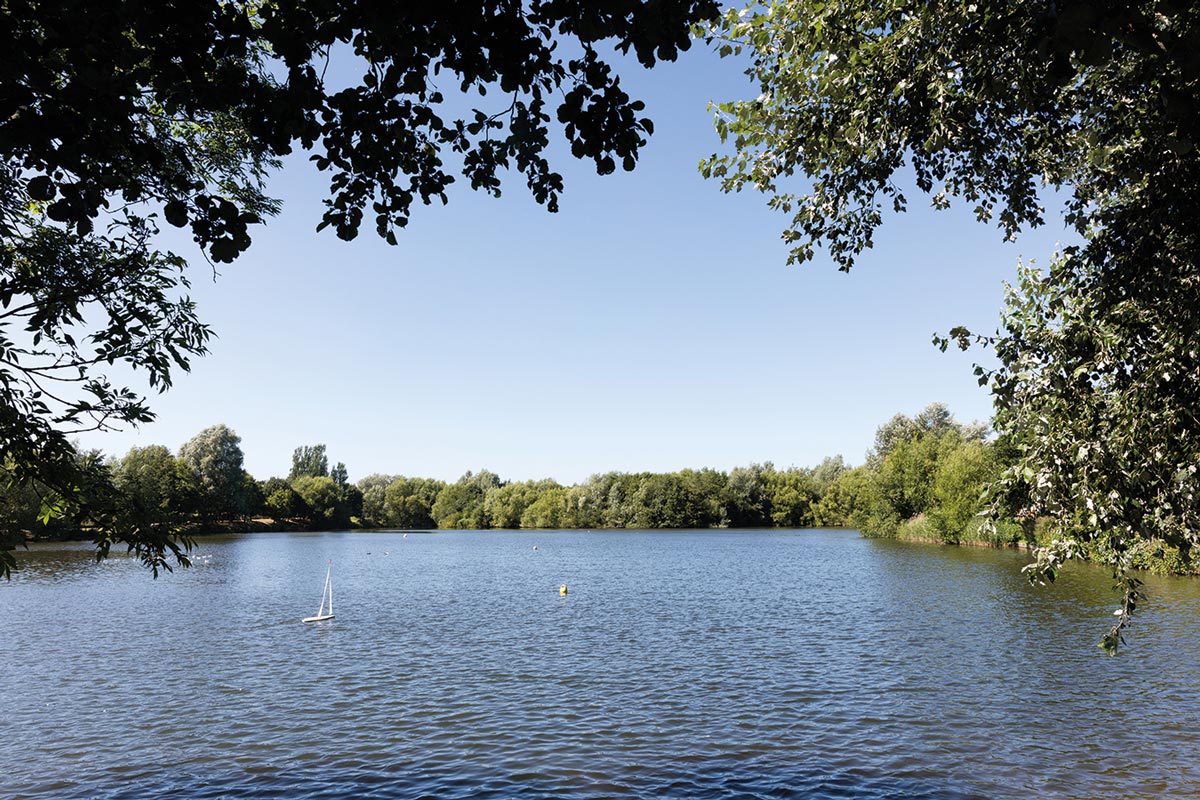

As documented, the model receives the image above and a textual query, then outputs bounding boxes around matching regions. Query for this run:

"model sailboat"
[302,560,335,622]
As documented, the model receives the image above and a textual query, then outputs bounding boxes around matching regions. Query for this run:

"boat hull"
[302,614,335,623]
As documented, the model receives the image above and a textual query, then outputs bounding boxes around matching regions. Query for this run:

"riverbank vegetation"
[5,404,1193,581]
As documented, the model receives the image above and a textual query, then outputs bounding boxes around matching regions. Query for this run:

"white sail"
[302,560,335,622]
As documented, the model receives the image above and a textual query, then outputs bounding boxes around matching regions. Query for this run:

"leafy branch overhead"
[704,1,1197,268]
[5,0,719,261]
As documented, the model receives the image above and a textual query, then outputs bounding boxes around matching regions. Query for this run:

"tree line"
[1,428,366,539]
[8,401,1192,595]
[0,404,1027,540]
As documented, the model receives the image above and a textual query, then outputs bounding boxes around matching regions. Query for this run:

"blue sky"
[78,42,1074,484]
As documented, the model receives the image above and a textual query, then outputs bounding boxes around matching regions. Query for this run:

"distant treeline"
[0,404,996,534]
[3,404,1190,573]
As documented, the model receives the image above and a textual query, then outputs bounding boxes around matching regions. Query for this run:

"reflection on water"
[4,530,1199,799]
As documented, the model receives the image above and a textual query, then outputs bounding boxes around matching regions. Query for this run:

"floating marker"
[559,584,568,596]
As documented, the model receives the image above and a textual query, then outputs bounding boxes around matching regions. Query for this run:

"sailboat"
[302,560,335,623]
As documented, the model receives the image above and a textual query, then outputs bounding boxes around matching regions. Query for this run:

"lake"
[4,529,1199,799]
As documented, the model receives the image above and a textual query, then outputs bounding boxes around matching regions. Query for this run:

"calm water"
[4,529,1199,799]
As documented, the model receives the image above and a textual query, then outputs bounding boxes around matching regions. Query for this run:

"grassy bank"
[889,514,1198,576]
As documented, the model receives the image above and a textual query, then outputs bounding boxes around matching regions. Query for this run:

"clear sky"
[77,41,1074,485]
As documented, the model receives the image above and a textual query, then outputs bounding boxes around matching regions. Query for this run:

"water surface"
[4,529,1198,799]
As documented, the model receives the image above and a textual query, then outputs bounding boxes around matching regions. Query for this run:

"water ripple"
[4,530,1199,799]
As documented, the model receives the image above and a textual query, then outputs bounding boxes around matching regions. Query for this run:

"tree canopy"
[290,445,330,480]
[178,424,247,520]
[0,0,719,574]
[703,0,1200,650]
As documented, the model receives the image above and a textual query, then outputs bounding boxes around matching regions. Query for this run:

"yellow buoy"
[559,584,568,595]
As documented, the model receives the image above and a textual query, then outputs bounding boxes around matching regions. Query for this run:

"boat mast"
[303,559,336,623]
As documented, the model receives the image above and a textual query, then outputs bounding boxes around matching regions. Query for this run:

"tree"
[725,463,771,527]
[1,442,190,577]
[876,433,954,522]
[484,481,554,529]
[766,468,817,528]
[971,259,1197,651]
[598,472,647,528]
[290,445,329,480]
[0,448,89,543]
[521,486,571,529]
[8,0,719,257]
[811,455,848,495]
[330,462,349,488]
[0,181,213,574]
[813,466,872,528]
[0,458,47,539]
[240,473,266,518]
[867,414,920,470]
[430,470,500,529]
[679,468,728,527]
[336,481,364,524]
[289,465,360,526]
[178,424,247,520]
[431,483,485,530]
[567,474,613,529]
[383,476,443,529]
[928,440,996,544]
[630,472,709,528]
[262,477,305,521]
[1,2,274,573]
[847,405,989,538]
[704,1,1200,649]
[291,475,340,526]
[110,445,199,529]
[1,0,719,573]
[702,1,1193,269]
[356,473,396,527]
